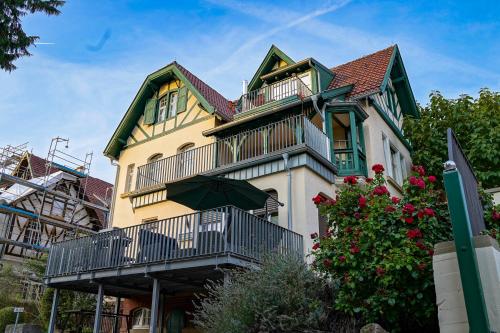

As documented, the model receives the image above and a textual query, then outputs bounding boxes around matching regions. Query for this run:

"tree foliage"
[0,0,65,71]
[192,254,356,333]
[403,88,500,189]
[312,165,451,332]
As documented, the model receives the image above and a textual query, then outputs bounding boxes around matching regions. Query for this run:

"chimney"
[242,80,248,95]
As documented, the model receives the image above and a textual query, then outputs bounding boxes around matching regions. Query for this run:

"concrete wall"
[433,235,500,332]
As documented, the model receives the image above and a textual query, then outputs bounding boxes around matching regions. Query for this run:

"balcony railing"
[236,76,313,114]
[335,144,367,177]
[135,115,331,191]
[45,206,303,278]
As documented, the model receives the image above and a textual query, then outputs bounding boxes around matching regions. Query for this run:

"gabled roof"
[328,45,418,117]
[247,45,296,92]
[104,62,234,159]
[329,45,395,98]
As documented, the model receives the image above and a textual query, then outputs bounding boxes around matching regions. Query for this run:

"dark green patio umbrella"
[164,175,277,210]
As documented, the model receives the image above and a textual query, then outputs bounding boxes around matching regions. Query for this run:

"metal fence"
[236,76,313,114]
[58,310,130,333]
[45,205,303,277]
[447,128,485,235]
[135,115,330,190]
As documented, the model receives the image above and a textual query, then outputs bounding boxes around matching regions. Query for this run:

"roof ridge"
[331,45,396,70]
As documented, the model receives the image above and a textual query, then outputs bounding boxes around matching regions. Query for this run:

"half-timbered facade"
[44,44,418,333]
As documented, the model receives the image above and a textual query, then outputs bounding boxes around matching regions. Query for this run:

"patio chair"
[137,228,178,263]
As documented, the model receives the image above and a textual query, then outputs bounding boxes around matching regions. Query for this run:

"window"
[158,96,168,122]
[124,164,135,192]
[382,133,405,186]
[148,153,163,163]
[177,143,195,178]
[168,91,178,118]
[23,221,41,245]
[132,308,151,329]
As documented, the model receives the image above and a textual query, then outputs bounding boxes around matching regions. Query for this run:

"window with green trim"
[156,90,179,123]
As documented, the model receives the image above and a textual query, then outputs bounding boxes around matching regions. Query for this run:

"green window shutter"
[143,98,157,125]
[177,86,188,113]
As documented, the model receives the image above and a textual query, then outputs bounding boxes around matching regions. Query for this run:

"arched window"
[132,307,151,329]
[177,143,195,178]
[148,153,163,163]
[254,189,279,224]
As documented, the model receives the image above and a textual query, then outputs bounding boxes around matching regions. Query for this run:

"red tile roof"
[174,62,235,121]
[28,154,112,226]
[329,45,395,99]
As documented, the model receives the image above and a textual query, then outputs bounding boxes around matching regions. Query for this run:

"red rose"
[354,212,361,219]
[325,199,337,206]
[372,164,385,174]
[417,179,426,189]
[409,176,418,186]
[428,249,434,256]
[428,175,437,183]
[366,177,373,183]
[417,210,425,219]
[373,185,389,196]
[310,232,318,239]
[312,194,324,205]
[376,266,385,276]
[403,203,415,214]
[424,207,435,217]
[391,196,401,204]
[339,255,346,262]
[358,196,367,208]
[415,241,427,250]
[405,217,414,224]
[350,245,360,254]
[323,258,332,268]
[406,228,422,239]
[385,205,396,212]
[412,165,425,176]
[493,211,500,221]
[312,243,320,250]
[344,175,358,185]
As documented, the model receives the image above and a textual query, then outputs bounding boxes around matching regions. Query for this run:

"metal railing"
[135,115,330,190]
[236,76,313,114]
[45,206,303,277]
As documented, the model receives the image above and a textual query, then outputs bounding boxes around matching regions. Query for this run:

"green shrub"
[0,307,23,333]
[192,254,355,333]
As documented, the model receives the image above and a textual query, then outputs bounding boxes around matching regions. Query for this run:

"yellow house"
[44,45,418,333]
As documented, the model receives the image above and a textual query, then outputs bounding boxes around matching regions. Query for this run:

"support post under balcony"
[150,278,160,333]
[48,288,60,333]
[93,284,104,333]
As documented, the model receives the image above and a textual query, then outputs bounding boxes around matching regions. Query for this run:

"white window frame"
[168,91,178,118]
[382,132,405,186]
[132,308,151,329]
[382,134,393,178]
[158,96,168,122]
[124,164,135,192]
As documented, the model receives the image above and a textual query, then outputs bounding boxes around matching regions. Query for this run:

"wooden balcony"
[236,76,313,115]
[334,140,367,177]
[134,115,331,192]
[44,206,303,296]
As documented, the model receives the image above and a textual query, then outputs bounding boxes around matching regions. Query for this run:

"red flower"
[428,249,434,256]
[339,255,346,262]
[417,210,425,219]
[372,164,385,174]
[409,176,418,186]
[325,199,337,206]
[402,203,415,215]
[373,185,389,196]
[406,228,423,239]
[358,196,367,208]
[391,196,401,204]
[405,217,414,224]
[424,208,435,217]
[376,266,385,276]
[310,232,318,239]
[417,179,426,189]
[344,175,358,185]
[415,241,427,250]
[354,212,361,219]
[312,243,320,250]
[365,177,373,183]
[412,165,426,176]
[312,194,325,205]
[428,175,437,183]
[350,245,360,254]
[323,258,332,268]
[493,211,500,221]
[417,263,427,271]
[385,205,396,212]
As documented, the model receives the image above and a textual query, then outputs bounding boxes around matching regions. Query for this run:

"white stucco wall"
[433,236,500,333]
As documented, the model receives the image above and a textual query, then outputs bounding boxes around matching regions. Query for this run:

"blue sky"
[1,0,499,182]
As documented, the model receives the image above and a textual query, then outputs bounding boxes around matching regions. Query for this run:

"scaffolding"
[0,138,110,260]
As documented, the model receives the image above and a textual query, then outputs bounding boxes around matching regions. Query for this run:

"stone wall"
[433,235,500,332]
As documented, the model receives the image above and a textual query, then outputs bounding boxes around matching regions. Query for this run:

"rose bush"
[312,164,452,331]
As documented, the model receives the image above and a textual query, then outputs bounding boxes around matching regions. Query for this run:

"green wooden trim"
[247,45,295,92]
[234,95,300,120]
[380,46,398,92]
[320,85,354,99]
[124,115,213,150]
[443,168,491,332]
[370,99,412,151]
[310,68,318,94]
[349,111,359,171]
[136,125,150,139]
